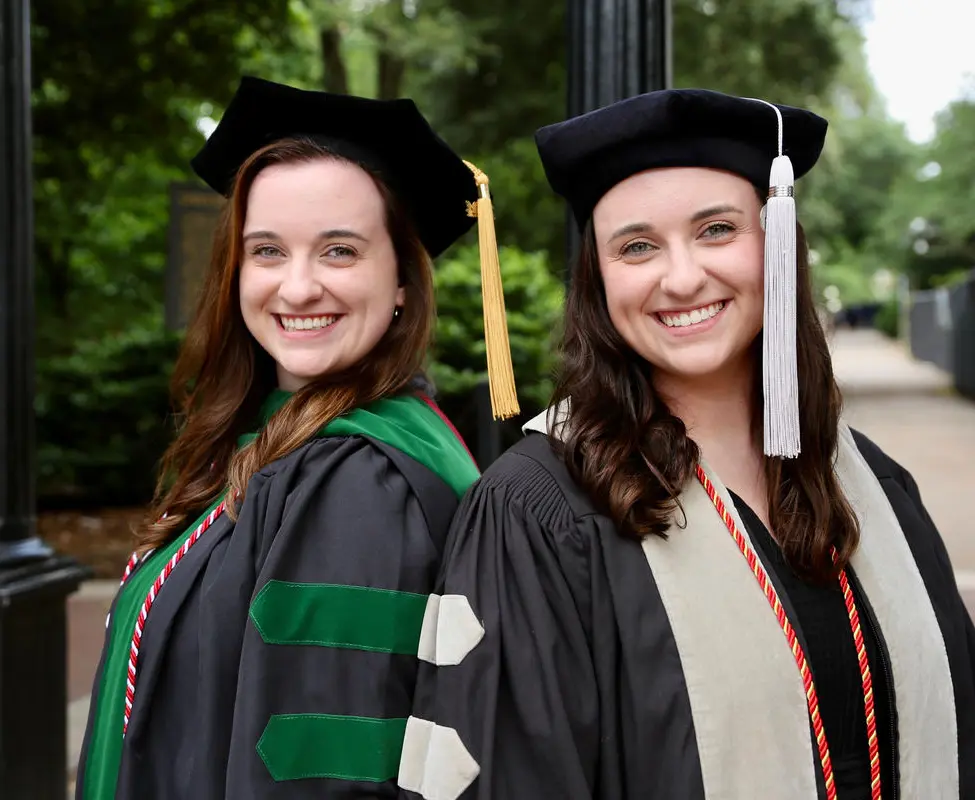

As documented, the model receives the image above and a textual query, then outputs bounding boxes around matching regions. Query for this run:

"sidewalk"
[67,580,114,787]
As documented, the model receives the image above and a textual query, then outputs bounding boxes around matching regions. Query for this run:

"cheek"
[601,261,652,321]
[331,260,400,311]
[238,265,266,311]
[367,256,402,305]
[709,239,764,298]
[736,243,766,301]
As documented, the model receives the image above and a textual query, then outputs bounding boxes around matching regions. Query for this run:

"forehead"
[244,158,385,228]
[592,167,759,228]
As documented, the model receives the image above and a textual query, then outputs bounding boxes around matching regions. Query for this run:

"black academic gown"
[404,429,975,800]
[76,435,461,799]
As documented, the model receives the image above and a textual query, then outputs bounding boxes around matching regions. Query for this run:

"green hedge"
[873,297,900,339]
[36,324,181,507]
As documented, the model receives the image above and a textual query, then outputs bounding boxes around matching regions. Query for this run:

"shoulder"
[849,427,927,520]
[849,428,921,498]
[468,433,603,533]
[849,428,900,481]
[249,434,459,530]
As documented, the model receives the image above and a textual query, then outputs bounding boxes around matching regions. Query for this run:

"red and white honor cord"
[696,466,881,800]
[116,498,229,736]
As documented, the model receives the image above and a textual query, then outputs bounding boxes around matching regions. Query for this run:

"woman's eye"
[324,245,357,261]
[621,240,656,258]
[702,222,735,239]
[251,244,283,258]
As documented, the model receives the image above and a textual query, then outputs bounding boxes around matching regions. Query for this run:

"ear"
[395,286,406,306]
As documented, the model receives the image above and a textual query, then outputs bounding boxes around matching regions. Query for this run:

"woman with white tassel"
[398,90,975,800]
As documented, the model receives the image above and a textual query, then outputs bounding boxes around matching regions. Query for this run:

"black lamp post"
[1,1,90,796]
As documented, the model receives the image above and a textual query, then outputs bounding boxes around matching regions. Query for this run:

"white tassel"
[763,154,800,458]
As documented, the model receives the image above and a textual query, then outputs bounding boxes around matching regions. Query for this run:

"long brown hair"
[554,218,859,583]
[139,137,435,555]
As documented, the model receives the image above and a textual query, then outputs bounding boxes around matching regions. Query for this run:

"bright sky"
[863,1,975,143]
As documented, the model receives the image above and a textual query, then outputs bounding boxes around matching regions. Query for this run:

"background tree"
[873,90,975,290]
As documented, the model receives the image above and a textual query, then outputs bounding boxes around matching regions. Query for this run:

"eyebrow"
[690,204,744,222]
[241,229,369,243]
[607,222,654,242]
[607,204,745,243]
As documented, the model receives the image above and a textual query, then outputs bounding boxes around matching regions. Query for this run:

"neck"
[655,356,762,470]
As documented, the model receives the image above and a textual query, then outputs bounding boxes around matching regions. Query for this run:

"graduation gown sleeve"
[220,436,450,798]
[404,464,602,800]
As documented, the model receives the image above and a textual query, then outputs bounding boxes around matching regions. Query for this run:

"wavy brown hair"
[137,137,435,555]
[554,218,859,583]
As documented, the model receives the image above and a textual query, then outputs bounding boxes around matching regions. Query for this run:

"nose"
[277,258,325,307]
[658,243,707,299]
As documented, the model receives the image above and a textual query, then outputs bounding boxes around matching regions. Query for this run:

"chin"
[651,352,737,382]
[278,360,341,387]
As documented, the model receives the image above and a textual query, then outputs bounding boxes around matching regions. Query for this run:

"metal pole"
[565,0,673,268]
[0,0,47,562]
[0,1,90,795]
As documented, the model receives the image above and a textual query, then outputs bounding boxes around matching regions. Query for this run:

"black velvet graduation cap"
[191,76,478,259]
[534,88,828,228]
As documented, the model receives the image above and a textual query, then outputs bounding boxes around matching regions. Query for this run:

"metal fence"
[909,270,975,398]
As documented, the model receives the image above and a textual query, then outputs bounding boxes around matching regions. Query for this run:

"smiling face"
[238,158,404,391]
[591,166,765,387]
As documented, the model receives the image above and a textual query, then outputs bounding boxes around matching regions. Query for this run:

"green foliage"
[35,322,181,506]
[873,297,900,339]
[871,96,975,289]
[928,99,975,248]
[30,0,299,356]
[473,138,569,261]
[430,245,564,410]
[930,269,974,289]
[672,0,849,103]
[812,252,874,306]
[801,114,917,260]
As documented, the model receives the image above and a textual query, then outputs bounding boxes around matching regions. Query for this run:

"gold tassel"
[464,160,520,420]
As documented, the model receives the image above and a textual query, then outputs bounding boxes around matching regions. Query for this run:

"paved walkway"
[67,581,114,785]
[64,328,975,779]
[831,329,975,576]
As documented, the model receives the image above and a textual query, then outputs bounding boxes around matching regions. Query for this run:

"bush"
[430,244,564,451]
[36,323,181,508]
[930,268,973,289]
[873,296,900,339]
[431,244,563,406]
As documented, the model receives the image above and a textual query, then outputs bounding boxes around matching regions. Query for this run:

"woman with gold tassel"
[400,90,975,800]
[75,76,518,799]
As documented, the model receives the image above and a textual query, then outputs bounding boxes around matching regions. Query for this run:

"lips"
[276,314,341,332]
[656,301,726,328]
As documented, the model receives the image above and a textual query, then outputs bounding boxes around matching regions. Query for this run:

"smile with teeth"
[656,301,726,328]
[278,314,340,332]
